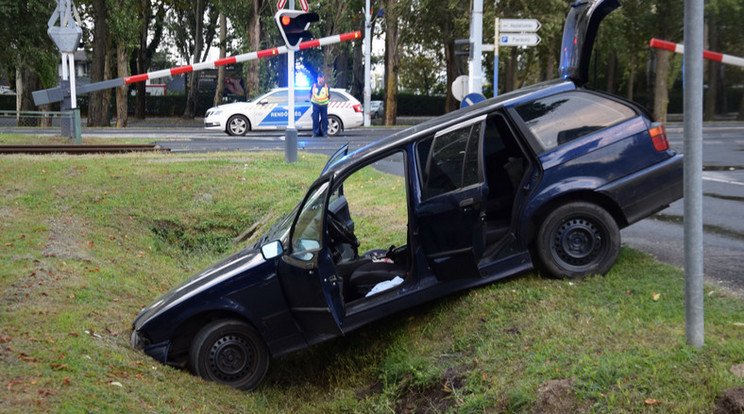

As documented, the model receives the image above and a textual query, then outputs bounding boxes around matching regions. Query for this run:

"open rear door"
[414,115,488,281]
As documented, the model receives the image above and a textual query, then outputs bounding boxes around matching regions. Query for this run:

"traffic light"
[455,39,473,60]
[274,10,320,50]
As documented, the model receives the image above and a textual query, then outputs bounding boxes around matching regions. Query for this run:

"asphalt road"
[4,120,743,293]
[622,123,744,295]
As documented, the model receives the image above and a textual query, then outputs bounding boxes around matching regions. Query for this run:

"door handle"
[459,198,475,208]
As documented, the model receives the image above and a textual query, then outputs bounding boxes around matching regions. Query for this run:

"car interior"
[323,114,528,304]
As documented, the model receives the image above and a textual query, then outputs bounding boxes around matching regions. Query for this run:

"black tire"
[226,115,249,136]
[535,202,620,279]
[327,115,342,136]
[189,320,269,391]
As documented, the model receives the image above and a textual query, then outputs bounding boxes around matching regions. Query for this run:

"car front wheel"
[535,202,620,279]
[327,115,342,136]
[189,319,269,391]
[226,115,249,136]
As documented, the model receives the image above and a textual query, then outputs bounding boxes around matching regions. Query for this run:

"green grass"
[1,149,742,413]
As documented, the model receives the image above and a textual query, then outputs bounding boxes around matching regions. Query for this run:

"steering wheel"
[327,211,360,248]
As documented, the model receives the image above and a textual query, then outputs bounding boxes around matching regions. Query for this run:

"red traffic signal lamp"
[274,10,320,50]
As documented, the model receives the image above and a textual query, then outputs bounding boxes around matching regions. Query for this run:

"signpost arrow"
[499,18,541,32]
[499,33,541,47]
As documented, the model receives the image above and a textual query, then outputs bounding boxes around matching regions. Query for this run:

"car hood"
[209,101,252,112]
[133,247,265,329]
[559,0,620,85]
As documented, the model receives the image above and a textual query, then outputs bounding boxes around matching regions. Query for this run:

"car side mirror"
[259,99,268,105]
[260,240,284,260]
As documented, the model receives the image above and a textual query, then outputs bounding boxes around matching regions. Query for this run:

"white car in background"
[205,87,363,137]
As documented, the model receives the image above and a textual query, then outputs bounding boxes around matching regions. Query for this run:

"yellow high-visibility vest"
[311,84,329,105]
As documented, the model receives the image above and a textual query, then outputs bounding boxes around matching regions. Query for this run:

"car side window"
[290,182,330,262]
[330,92,348,102]
[514,91,637,151]
[417,119,484,200]
[265,90,288,104]
[295,90,310,103]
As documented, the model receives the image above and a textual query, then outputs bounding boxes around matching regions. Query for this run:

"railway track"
[0,144,170,154]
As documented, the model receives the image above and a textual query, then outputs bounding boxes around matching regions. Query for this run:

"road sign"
[299,0,308,12]
[499,33,541,47]
[499,18,541,32]
[460,92,486,108]
[277,0,287,9]
[451,75,469,101]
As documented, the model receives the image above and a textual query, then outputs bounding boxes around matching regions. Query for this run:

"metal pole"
[285,0,298,163]
[494,17,499,97]
[683,0,704,348]
[363,0,371,127]
[468,0,483,94]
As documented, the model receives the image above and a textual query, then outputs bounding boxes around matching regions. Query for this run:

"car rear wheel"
[535,202,620,279]
[189,319,269,391]
[327,115,342,136]
[226,115,249,136]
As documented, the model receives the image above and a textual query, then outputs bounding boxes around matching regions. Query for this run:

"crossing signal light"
[274,10,319,50]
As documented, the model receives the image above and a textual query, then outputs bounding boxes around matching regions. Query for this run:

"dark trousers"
[312,104,328,136]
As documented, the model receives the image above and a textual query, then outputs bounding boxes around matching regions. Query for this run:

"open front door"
[414,115,488,281]
[276,181,344,345]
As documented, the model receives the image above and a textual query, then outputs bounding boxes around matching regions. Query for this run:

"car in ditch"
[204,87,363,137]
[132,0,682,390]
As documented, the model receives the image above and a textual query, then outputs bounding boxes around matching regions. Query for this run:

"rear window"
[515,91,636,151]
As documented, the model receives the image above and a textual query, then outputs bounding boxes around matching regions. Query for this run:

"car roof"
[321,79,577,180]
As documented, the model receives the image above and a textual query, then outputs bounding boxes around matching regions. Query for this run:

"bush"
[372,93,446,116]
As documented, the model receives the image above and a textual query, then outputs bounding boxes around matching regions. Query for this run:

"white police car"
[205,87,363,137]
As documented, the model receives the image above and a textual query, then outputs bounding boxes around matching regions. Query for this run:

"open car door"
[414,115,488,281]
[276,180,345,345]
[320,144,349,176]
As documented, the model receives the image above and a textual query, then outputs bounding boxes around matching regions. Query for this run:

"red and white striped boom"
[650,38,744,67]
[33,31,362,106]
[125,31,361,84]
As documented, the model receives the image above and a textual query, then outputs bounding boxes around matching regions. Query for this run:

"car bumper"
[131,329,171,364]
[344,113,364,129]
[599,153,684,226]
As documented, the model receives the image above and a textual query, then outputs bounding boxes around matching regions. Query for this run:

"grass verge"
[0,150,742,413]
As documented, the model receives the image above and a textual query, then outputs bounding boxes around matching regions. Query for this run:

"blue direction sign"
[460,92,486,108]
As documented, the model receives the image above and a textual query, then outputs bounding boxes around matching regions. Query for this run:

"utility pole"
[684,0,704,349]
[468,0,484,94]
[363,0,372,127]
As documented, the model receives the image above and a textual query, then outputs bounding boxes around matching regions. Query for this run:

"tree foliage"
[9,0,744,121]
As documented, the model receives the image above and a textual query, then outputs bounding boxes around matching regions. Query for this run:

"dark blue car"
[131,0,682,390]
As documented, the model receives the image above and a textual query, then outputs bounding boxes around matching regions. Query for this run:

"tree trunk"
[115,43,129,128]
[244,1,263,98]
[653,49,670,123]
[383,0,399,126]
[606,49,616,94]
[183,0,204,119]
[15,64,42,126]
[627,56,635,101]
[350,26,364,98]
[214,10,226,106]
[504,48,517,93]
[88,0,110,126]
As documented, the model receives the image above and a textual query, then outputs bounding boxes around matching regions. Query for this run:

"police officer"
[310,74,330,137]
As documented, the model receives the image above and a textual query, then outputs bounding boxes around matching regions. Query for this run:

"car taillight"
[353,104,362,113]
[649,123,669,151]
